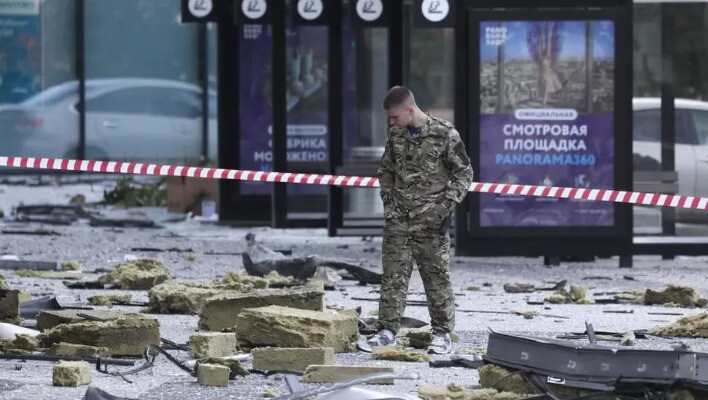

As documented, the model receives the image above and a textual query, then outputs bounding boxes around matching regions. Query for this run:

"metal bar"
[0,353,135,367]
[198,24,209,159]
[76,0,86,160]
[660,4,677,238]
[271,0,287,228]
[327,0,344,237]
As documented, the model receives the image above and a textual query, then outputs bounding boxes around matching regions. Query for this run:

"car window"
[633,109,660,142]
[689,110,708,145]
[21,81,78,107]
[85,87,202,118]
[632,108,694,144]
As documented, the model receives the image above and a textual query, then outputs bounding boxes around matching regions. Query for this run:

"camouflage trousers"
[377,218,455,334]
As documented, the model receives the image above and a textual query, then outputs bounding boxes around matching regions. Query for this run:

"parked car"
[633,97,708,223]
[0,78,217,162]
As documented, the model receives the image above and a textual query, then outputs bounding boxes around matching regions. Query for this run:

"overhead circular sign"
[356,0,383,22]
[188,0,213,18]
[242,0,267,20]
[421,0,449,23]
[297,0,323,21]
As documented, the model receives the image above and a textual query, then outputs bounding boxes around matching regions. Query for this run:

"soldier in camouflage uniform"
[366,86,473,354]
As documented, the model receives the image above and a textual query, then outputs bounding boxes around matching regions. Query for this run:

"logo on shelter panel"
[242,0,267,20]
[297,0,323,20]
[356,0,383,22]
[421,0,449,22]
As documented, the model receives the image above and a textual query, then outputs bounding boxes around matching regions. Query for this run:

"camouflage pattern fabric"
[376,116,473,334]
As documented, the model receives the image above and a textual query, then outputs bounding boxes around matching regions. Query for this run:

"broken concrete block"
[479,364,534,394]
[46,342,111,358]
[192,357,249,379]
[199,284,325,331]
[546,284,594,304]
[197,363,230,386]
[146,281,253,314]
[0,333,39,354]
[189,332,239,359]
[418,386,528,400]
[0,289,20,324]
[236,306,357,352]
[651,312,708,337]
[645,285,708,308]
[251,347,334,373]
[98,258,171,290]
[39,317,160,356]
[37,309,150,331]
[87,294,132,306]
[300,365,395,384]
[0,273,7,290]
[372,346,429,362]
[503,283,536,293]
[396,327,432,349]
[53,361,92,387]
[61,261,82,271]
[221,271,269,288]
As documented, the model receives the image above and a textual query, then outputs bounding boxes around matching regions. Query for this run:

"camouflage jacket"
[378,116,474,225]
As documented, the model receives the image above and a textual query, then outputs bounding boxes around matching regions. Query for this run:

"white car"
[633,97,708,223]
[0,78,217,162]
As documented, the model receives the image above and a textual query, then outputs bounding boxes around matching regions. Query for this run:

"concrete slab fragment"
[53,361,92,387]
[300,365,395,384]
[251,347,334,373]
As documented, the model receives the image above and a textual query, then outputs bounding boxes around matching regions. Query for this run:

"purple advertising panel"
[479,20,615,227]
[238,21,358,195]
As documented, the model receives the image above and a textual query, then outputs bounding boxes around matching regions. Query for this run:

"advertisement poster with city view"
[479,20,615,227]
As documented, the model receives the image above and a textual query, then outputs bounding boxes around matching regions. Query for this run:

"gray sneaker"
[427,332,451,354]
[367,329,396,347]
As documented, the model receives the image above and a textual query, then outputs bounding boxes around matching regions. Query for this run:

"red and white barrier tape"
[1,156,707,210]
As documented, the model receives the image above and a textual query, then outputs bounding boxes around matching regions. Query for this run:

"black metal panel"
[389,0,404,86]
[76,0,86,160]
[486,331,708,384]
[327,1,344,236]
[466,0,630,9]
[271,0,287,228]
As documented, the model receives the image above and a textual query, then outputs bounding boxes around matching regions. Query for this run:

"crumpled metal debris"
[243,234,382,284]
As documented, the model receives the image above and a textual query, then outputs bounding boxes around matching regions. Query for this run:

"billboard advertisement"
[0,0,40,104]
[479,20,615,227]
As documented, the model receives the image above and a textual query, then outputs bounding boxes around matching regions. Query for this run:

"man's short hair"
[383,86,413,110]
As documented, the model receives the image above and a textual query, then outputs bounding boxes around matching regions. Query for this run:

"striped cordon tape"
[1,156,707,210]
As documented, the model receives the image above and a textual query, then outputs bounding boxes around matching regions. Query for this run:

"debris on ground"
[37,310,150,331]
[466,286,480,291]
[545,284,594,304]
[53,361,92,387]
[0,273,6,290]
[46,342,110,358]
[243,234,382,284]
[418,386,528,400]
[0,333,39,354]
[39,317,160,356]
[188,332,239,358]
[103,177,166,208]
[61,261,82,271]
[146,281,252,314]
[396,327,433,349]
[478,364,534,394]
[612,285,708,308]
[502,283,536,293]
[15,270,83,280]
[98,258,171,290]
[0,289,21,324]
[261,388,279,398]
[300,365,395,384]
[191,357,249,379]
[620,331,635,346]
[198,284,325,331]
[196,363,230,387]
[372,347,429,362]
[651,312,708,337]
[87,294,132,306]
[251,347,334,373]
[235,306,358,352]
[456,347,487,356]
